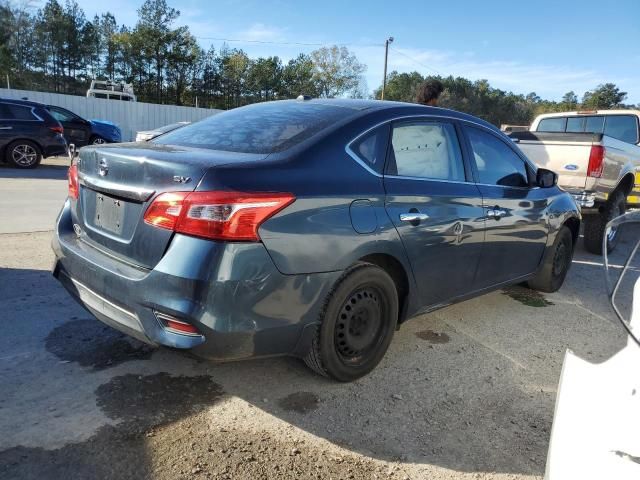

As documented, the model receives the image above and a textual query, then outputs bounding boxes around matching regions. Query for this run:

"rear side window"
[3,104,37,120]
[467,127,529,188]
[349,124,389,172]
[604,116,638,144]
[0,104,11,120]
[388,122,465,181]
[154,102,353,154]
[537,117,566,132]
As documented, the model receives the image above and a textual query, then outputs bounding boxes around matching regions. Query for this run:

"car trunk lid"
[74,143,267,269]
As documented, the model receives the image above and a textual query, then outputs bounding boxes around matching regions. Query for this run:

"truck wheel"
[6,140,42,169]
[304,263,398,382]
[528,226,574,293]
[583,191,626,255]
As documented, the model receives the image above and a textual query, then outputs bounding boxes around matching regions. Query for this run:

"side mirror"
[537,168,557,188]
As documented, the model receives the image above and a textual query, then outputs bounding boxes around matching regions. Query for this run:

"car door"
[462,124,549,288]
[383,118,485,308]
[48,106,91,147]
[0,103,14,151]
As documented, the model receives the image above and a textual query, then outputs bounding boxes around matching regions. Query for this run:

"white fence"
[0,88,220,142]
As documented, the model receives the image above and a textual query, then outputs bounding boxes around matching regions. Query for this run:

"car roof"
[0,97,46,108]
[293,98,500,133]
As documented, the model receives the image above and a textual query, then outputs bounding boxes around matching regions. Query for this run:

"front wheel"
[528,225,574,293]
[304,263,398,382]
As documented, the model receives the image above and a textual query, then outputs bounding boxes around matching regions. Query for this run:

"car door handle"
[400,212,429,222]
[0,126,12,130]
[487,208,507,219]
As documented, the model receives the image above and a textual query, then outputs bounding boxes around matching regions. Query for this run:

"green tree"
[373,70,424,102]
[561,91,578,109]
[310,45,366,98]
[582,83,627,109]
[281,53,317,98]
[247,56,283,101]
[0,2,13,81]
[136,0,180,102]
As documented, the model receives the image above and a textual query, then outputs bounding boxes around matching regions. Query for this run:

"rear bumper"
[42,135,68,158]
[52,201,339,360]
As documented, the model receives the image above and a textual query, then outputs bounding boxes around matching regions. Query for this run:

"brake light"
[587,145,606,178]
[144,191,295,241]
[68,164,79,199]
[50,125,64,134]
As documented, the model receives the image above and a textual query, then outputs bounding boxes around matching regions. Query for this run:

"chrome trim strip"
[344,113,539,181]
[79,172,155,202]
[385,174,470,185]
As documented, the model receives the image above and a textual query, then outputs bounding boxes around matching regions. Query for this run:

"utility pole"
[6,74,9,90]
[381,37,394,100]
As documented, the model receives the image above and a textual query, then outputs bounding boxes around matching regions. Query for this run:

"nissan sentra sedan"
[52,99,580,381]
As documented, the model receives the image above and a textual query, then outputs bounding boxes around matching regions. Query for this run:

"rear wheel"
[6,140,42,169]
[90,135,107,145]
[583,191,626,255]
[304,263,398,382]
[528,225,573,293]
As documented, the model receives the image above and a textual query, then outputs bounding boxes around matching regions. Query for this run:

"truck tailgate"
[511,132,604,192]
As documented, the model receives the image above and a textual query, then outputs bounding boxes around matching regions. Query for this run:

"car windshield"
[153,101,353,154]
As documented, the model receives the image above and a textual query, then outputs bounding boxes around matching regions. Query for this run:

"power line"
[194,36,383,48]
[388,46,442,75]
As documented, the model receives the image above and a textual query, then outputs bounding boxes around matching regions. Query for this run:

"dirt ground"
[0,159,632,479]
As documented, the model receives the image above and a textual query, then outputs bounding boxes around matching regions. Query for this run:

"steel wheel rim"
[12,144,38,167]
[334,286,387,365]
[552,241,568,277]
[92,137,106,145]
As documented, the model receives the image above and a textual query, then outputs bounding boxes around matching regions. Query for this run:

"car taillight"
[50,125,64,134]
[587,145,605,178]
[143,191,295,241]
[68,164,79,199]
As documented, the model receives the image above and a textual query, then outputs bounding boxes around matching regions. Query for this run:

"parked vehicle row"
[511,109,640,254]
[0,98,122,168]
[52,99,581,381]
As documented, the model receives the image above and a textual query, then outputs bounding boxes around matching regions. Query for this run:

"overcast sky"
[52,0,640,103]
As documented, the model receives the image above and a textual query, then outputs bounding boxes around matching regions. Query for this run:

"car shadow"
[0,254,631,480]
[0,162,68,180]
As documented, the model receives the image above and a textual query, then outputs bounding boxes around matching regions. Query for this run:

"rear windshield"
[153,101,353,153]
[537,114,639,144]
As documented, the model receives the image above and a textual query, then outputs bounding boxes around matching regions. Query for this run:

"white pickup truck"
[510,110,640,254]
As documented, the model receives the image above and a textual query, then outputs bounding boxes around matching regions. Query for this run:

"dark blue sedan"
[52,99,580,381]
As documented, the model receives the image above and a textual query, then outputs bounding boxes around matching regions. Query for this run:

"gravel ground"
[0,158,633,479]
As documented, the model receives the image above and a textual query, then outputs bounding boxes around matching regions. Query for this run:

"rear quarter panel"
[195,112,418,313]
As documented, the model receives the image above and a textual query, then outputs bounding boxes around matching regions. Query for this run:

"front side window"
[388,122,465,181]
[467,127,529,188]
[48,107,79,123]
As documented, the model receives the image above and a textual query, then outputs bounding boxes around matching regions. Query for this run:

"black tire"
[6,140,42,169]
[89,135,107,145]
[583,191,626,255]
[528,226,574,293]
[304,263,399,382]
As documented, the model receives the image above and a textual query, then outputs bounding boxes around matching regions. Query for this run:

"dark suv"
[0,98,68,168]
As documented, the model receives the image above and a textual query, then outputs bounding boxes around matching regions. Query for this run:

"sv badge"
[173,175,191,184]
